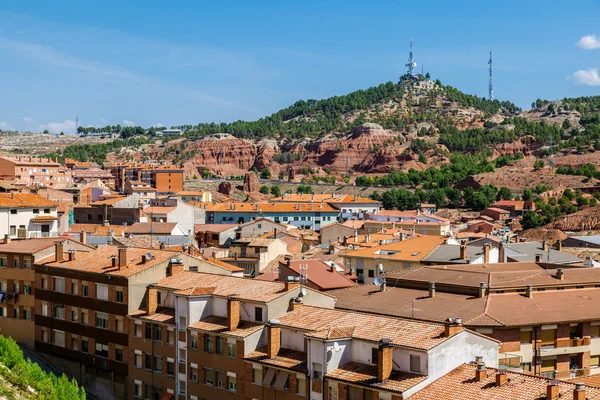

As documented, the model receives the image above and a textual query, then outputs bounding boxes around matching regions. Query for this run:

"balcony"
[498,353,522,371]
[538,338,590,356]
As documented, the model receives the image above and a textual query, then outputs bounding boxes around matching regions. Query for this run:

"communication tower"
[488,51,494,100]
[405,40,417,76]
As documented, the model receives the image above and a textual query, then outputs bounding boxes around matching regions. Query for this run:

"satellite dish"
[300,288,307,297]
[146,252,153,260]
[374,277,384,287]
[378,263,384,272]
[333,342,341,352]
[129,233,134,239]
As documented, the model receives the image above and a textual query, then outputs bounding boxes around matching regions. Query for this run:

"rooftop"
[194,223,238,233]
[505,241,582,264]
[189,315,263,338]
[344,236,446,262]
[143,206,177,215]
[256,259,356,290]
[126,222,179,235]
[212,202,339,213]
[271,193,379,204]
[0,237,89,254]
[0,193,57,208]
[422,244,490,264]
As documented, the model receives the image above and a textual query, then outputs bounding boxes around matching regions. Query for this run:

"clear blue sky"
[1,0,599,134]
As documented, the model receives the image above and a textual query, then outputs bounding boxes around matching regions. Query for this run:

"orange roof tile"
[188,315,263,338]
[144,206,177,214]
[344,235,445,262]
[0,193,57,208]
[129,307,175,325]
[245,348,307,372]
[213,202,338,213]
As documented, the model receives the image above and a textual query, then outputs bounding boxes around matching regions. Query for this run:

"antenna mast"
[405,39,416,76]
[488,51,494,100]
[76,116,79,135]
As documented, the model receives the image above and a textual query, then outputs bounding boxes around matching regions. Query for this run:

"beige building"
[218,238,289,277]
[0,156,72,187]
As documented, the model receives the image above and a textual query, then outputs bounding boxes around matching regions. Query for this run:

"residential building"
[481,207,511,222]
[208,203,339,231]
[72,168,115,188]
[342,235,446,283]
[0,193,59,239]
[111,163,184,194]
[237,218,295,239]
[491,200,536,217]
[128,271,336,400]
[0,156,72,187]
[331,262,600,379]
[33,245,232,399]
[195,224,238,247]
[363,216,451,237]
[503,241,582,264]
[255,259,357,291]
[64,158,97,170]
[422,243,500,265]
[145,198,204,235]
[217,238,289,277]
[173,191,212,203]
[124,180,156,205]
[564,236,600,249]
[271,193,381,220]
[319,222,357,246]
[0,237,92,345]
[73,195,140,226]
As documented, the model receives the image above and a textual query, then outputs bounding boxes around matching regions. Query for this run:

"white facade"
[337,202,380,221]
[0,206,58,239]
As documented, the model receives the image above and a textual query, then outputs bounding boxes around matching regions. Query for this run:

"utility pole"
[488,51,494,101]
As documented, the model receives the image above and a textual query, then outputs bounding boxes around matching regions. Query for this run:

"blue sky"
[1,0,599,134]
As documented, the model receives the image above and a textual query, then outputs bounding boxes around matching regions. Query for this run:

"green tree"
[278,170,285,180]
[521,210,544,229]
[563,188,575,200]
[497,187,513,200]
[260,168,271,179]
[259,185,270,195]
[522,188,534,201]
[43,129,49,134]
[418,153,427,164]
[296,185,313,194]
[270,185,281,197]
[202,170,210,179]
[533,158,545,170]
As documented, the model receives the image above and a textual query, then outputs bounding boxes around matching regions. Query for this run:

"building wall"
[0,207,59,239]
[154,171,183,194]
[73,207,140,226]
[320,224,356,246]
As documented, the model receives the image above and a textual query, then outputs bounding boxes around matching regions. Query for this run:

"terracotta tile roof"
[144,206,176,215]
[0,238,88,255]
[70,223,126,236]
[206,258,244,272]
[566,374,600,388]
[112,235,162,248]
[172,286,216,296]
[277,306,453,351]
[154,271,291,302]
[1,156,61,166]
[40,245,182,277]
[326,361,427,394]
[56,201,72,213]
[245,347,307,372]
[194,224,238,233]
[492,200,527,207]
[29,215,59,222]
[371,210,449,222]
[129,307,175,325]
[483,207,511,214]
[125,222,178,235]
[188,315,263,338]
[256,259,355,290]
[89,196,128,206]
[175,191,208,196]
[213,202,339,213]
[0,193,57,208]
[271,194,379,204]
[342,220,365,229]
[409,363,600,400]
[344,236,446,262]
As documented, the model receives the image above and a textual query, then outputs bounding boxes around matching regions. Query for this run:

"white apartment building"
[0,193,59,238]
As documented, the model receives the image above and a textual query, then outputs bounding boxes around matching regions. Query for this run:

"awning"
[273,371,290,390]
[29,216,59,223]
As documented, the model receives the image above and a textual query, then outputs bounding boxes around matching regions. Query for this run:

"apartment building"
[72,168,115,188]
[33,244,234,399]
[125,180,157,206]
[331,262,600,380]
[147,198,205,233]
[0,193,59,239]
[73,195,140,226]
[195,224,238,247]
[255,259,357,291]
[111,163,184,194]
[128,271,336,400]
[363,216,452,237]
[271,193,381,220]
[0,156,72,187]
[0,237,92,344]
[218,238,289,277]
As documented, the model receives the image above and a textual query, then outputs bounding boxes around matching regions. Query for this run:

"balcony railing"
[28,232,58,239]
[498,353,522,370]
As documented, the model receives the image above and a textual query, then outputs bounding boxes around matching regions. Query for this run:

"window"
[228,376,236,392]
[116,289,123,303]
[191,367,199,382]
[134,382,142,398]
[227,342,237,358]
[167,359,174,376]
[82,283,88,297]
[13,283,19,294]
[54,305,65,320]
[215,336,223,355]
[95,312,108,329]
[157,291,161,305]
[95,341,108,358]
[95,283,108,300]
[252,368,262,385]
[204,368,213,385]
[179,380,186,395]
[44,208,50,214]
[53,277,65,293]
[71,308,78,323]
[410,355,421,373]
[81,338,88,353]
[135,353,142,368]
[71,336,78,351]
[0,257,7,268]
[41,328,48,342]
[135,324,142,337]
[23,310,31,320]
[592,325,600,338]
[153,355,162,373]
[116,317,123,332]
[115,348,123,362]
[13,308,18,319]
[33,209,39,214]
[368,269,375,278]
[371,348,378,365]
[154,326,162,342]
[255,307,263,322]
[52,330,65,347]
[178,316,186,330]
[520,330,532,344]
[81,310,88,324]
[41,302,48,316]
[145,354,152,370]
[10,209,16,215]
[23,259,30,269]
[23,284,31,295]
[13,258,19,269]
[167,330,175,345]
[191,333,198,349]
[179,348,186,362]
[204,335,213,352]
[145,324,152,340]
[87,214,92,222]
[312,363,322,379]
[215,370,224,388]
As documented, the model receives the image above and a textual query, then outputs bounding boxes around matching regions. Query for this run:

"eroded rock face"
[188,134,257,176]
[243,171,260,193]
[218,181,233,196]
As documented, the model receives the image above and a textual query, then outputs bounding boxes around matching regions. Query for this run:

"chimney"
[284,276,300,291]
[3,234,10,244]
[160,242,165,250]
[118,247,127,269]
[377,338,393,382]
[527,285,534,299]
[483,244,490,264]
[429,282,436,298]
[366,234,370,243]
[547,380,560,400]
[188,246,193,256]
[514,234,519,243]
[536,254,543,263]
[80,230,87,245]
[380,278,386,292]
[343,236,348,246]
[460,244,467,260]
[68,250,76,261]
[227,298,240,331]
[110,256,117,268]
[496,371,508,386]
[499,241,505,263]
[574,383,586,400]
[475,361,487,381]
[267,319,281,358]
[289,297,303,311]
[555,240,562,251]
[542,240,548,251]
[147,287,158,314]
[444,318,463,337]
[479,282,488,298]
[55,242,64,262]
[556,268,564,280]
[329,241,335,255]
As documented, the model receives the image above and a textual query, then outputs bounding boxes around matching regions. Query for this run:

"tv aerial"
[300,288,307,297]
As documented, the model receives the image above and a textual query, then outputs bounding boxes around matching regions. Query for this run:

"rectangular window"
[154,326,162,342]
[13,258,19,269]
[71,336,78,351]
[95,341,108,358]
[23,259,30,269]
[135,353,142,368]
[312,363,322,380]
[371,348,378,365]
[115,317,123,332]
[44,208,50,214]
[81,338,88,353]
[216,336,224,355]
[145,354,152,370]
[368,269,375,278]
[33,209,39,214]
[54,305,65,320]
[191,333,198,349]
[10,209,16,215]
[23,284,31,295]
[13,308,18,319]
[227,342,237,358]
[153,355,162,373]
[134,382,142,397]
[95,312,108,329]
[71,309,78,323]
[179,316,186,330]
[179,380,186,395]
[145,324,152,340]
[410,354,421,373]
[41,302,48,316]
[204,335,213,352]
[215,370,224,388]
[13,283,19,294]
[592,325,600,338]
[82,284,88,297]
[228,376,236,392]
[81,310,88,324]
[52,330,65,347]
[24,310,31,320]
[70,281,78,295]
[179,348,186,363]
[41,328,47,342]
[115,348,123,362]
[1,257,8,267]
[204,368,213,385]
[191,367,199,382]
[95,283,108,300]
[167,330,175,344]
[135,324,142,337]
[253,368,262,385]
[116,290,124,303]
[520,330,532,344]
[167,360,174,376]
[255,307,263,322]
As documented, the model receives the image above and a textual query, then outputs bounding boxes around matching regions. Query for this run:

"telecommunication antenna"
[488,51,494,101]
[76,116,79,134]
[405,39,417,76]
[299,263,309,284]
